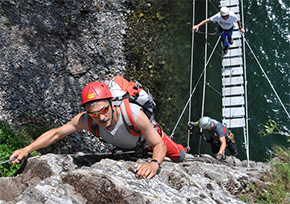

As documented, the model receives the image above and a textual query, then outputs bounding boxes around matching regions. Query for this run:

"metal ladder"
[220,0,249,166]
[220,0,246,128]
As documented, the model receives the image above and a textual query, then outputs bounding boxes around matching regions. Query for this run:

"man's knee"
[173,149,186,163]
[233,152,238,156]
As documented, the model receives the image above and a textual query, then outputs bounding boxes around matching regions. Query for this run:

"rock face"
[0,154,270,204]
[0,0,130,153]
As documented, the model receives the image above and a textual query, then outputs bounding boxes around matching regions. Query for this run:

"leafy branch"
[259,119,290,142]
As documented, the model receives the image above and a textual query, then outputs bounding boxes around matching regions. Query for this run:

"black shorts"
[210,138,238,155]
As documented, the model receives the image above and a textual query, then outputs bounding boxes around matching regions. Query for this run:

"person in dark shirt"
[188,116,238,160]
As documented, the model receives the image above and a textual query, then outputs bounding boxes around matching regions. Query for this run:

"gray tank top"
[97,103,142,149]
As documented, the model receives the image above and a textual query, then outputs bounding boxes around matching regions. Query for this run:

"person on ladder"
[192,7,245,54]
[188,116,238,161]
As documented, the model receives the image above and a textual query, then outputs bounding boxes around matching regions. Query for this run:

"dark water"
[159,0,289,162]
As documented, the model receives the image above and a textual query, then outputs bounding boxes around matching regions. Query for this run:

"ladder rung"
[230,40,242,48]
[224,48,242,58]
[223,107,245,117]
[222,76,244,86]
[222,66,243,76]
[222,118,245,128]
[222,86,244,96]
[232,31,241,38]
[222,57,243,67]
[223,96,245,106]
[229,6,240,14]
[220,0,239,7]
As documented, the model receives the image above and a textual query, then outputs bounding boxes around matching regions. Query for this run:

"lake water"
[158,0,289,162]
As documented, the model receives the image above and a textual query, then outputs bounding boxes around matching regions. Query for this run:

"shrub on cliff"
[240,145,290,204]
[0,121,39,177]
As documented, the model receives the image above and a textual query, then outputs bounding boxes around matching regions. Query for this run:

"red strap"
[120,98,141,136]
[114,75,143,96]
[88,116,99,137]
[88,116,93,132]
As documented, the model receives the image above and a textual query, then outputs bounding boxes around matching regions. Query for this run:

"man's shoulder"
[129,102,142,109]
[71,112,88,130]
[210,13,220,21]
[118,102,143,123]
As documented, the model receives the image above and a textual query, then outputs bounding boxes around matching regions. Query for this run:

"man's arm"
[237,20,245,33]
[217,136,227,160]
[135,110,166,179]
[10,112,87,163]
[192,18,211,31]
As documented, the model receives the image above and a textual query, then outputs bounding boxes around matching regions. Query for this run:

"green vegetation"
[0,121,40,177]
[124,1,192,143]
[259,119,290,142]
[4,18,10,26]
[239,145,290,204]
[21,112,54,140]
[60,15,69,22]
[0,12,11,27]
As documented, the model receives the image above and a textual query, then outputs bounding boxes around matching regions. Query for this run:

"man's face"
[222,15,229,20]
[86,100,112,128]
[206,123,214,130]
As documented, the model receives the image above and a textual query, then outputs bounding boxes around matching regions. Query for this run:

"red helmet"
[81,81,113,105]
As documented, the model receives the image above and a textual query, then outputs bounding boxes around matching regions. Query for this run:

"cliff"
[0,154,270,204]
[0,0,130,153]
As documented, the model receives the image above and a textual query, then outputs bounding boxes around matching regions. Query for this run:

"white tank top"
[97,103,143,149]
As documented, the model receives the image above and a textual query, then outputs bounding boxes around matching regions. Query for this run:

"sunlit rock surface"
[0,154,269,204]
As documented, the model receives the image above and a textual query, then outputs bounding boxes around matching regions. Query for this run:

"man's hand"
[188,121,197,129]
[192,25,199,31]
[10,148,29,164]
[135,161,159,179]
[216,153,222,161]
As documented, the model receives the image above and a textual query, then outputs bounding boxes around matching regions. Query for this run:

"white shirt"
[210,11,238,30]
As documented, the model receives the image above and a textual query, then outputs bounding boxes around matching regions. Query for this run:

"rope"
[199,0,209,156]
[194,30,219,36]
[243,34,290,118]
[240,0,250,168]
[170,36,221,138]
[206,82,222,96]
[187,0,196,150]
[209,0,220,13]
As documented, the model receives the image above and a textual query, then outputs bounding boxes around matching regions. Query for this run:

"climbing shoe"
[224,46,229,54]
[228,37,233,45]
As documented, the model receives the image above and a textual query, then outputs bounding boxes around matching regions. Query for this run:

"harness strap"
[223,126,227,135]
[86,112,99,137]
[85,112,90,131]
[119,98,141,136]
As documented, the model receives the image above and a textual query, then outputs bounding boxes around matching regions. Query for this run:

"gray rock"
[0,154,270,204]
[0,0,129,153]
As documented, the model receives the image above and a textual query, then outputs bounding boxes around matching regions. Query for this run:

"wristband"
[150,159,161,168]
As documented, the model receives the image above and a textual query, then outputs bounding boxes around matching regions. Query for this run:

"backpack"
[85,75,156,137]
